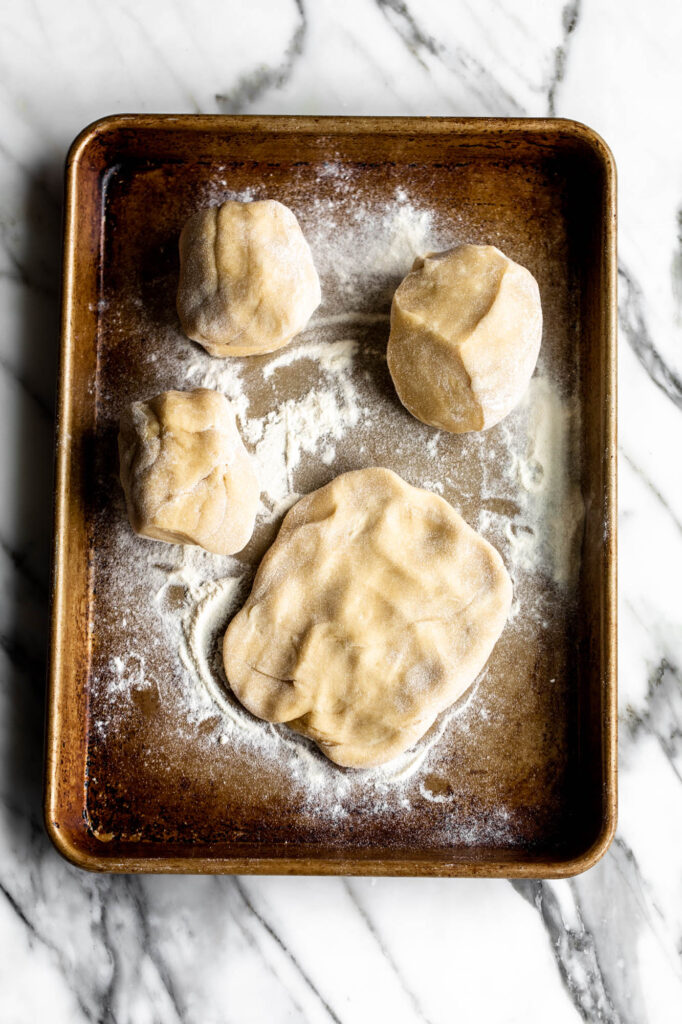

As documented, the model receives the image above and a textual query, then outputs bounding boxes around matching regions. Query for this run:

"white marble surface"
[1,1,681,1021]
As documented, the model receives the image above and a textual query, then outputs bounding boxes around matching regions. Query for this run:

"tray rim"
[44,113,618,877]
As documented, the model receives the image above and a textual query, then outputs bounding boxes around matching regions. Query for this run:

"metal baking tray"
[45,115,617,875]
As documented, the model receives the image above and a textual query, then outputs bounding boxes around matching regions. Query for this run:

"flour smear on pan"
[103,175,583,826]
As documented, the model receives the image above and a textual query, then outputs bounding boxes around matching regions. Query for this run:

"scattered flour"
[94,168,583,836]
[503,377,584,587]
[178,575,259,734]
[246,376,363,508]
[183,351,250,423]
[262,334,359,379]
[305,188,438,294]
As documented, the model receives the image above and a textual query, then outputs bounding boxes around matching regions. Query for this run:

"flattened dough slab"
[223,468,512,767]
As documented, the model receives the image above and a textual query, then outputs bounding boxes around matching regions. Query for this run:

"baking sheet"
[46,116,617,875]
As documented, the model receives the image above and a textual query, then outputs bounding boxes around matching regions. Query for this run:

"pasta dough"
[223,468,512,767]
[118,388,259,556]
[387,244,542,433]
[177,199,321,357]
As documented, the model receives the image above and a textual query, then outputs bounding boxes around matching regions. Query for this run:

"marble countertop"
[1,1,681,1021]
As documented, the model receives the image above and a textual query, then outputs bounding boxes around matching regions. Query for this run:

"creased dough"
[387,244,542,433]
[223,468,512,767]
[118,388,259,556]
[177,199,321,357]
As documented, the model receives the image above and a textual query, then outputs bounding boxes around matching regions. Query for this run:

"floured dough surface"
[223,468,512,767]
[177,199,321,357]
[387,244,542,433]
[118,388,259,556]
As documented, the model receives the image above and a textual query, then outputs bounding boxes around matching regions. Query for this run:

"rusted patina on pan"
[44,115,617,876]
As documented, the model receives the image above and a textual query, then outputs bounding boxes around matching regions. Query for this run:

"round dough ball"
[177,199,321,357]
[118,388,259,556]
[223,468,512,768]
[387,244,542,433]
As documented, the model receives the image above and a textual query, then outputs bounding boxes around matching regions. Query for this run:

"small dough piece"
[387,244,542,433]
[223,468,512,768]
[118,388,259,556]
[177,199,321,357]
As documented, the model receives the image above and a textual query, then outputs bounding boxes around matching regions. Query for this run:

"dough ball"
[387,244,542,433]
[118,388,259,555]
[223,468,512,768]
[177,199,321,357]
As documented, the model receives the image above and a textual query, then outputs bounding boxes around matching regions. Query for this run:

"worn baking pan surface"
[45,116,616,875]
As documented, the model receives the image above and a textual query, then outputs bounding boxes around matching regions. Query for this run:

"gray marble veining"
[1,1,681,1021]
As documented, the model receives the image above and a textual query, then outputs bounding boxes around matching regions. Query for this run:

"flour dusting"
[93,163,583,839]
[504,377,583,586]
[245,373,364,509]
